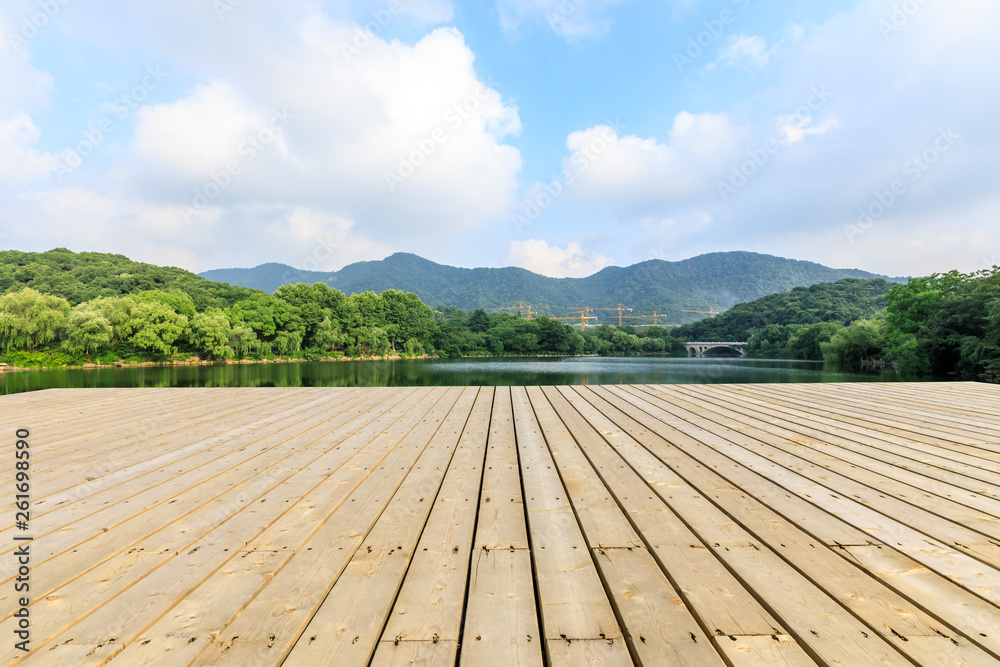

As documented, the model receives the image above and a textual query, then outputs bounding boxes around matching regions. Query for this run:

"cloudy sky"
[2,0,997,278]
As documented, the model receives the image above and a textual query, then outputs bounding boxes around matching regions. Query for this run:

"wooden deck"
[1,382,999,666]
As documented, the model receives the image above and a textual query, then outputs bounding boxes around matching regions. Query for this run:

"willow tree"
[63,305,113,357]
[0,288,71,352]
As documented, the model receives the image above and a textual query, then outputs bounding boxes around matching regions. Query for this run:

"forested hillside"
[671,279,894,341]
[0,248,682,366]
[0,248,260,308]
[201,251,902,323]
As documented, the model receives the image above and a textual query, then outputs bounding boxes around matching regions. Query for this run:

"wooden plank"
[631,385,1000,589]
[737,381,1000,450]
[596,547,731,666]
[512,387,624,648]
[5,388,438,664]
[782,382,1000,432]
[699,384,1000,485]
[101,389,446,667]
[372,387,494,666]
[171,388,457,666]
[371,640,458,666]
[459,387,541,667]
[283,387,479,665]
[473,387,528,551]
[0,389,372,554]
[547,386,790,638]
[0,387,398,582]
[714,635,818,667]
[584,386,997,665]
[587,385,1000,663]
[658,385,1000,535]
[459,549,543,667]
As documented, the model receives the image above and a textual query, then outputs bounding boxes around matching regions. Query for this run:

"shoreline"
[1,356,995,382]
[0,354,438,373]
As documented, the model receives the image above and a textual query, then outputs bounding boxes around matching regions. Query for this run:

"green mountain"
[0,248,261,309]
[200,252,903,324]
[671,278,895,342]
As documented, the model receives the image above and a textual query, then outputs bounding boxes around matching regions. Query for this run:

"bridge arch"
[686,342,748,358]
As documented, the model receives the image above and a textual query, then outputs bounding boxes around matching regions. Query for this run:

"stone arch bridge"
[687,342,748,358]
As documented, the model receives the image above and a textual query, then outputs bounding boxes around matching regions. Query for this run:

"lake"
[0,356,941,395]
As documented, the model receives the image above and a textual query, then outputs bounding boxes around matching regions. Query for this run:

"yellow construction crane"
[486,303,533,319]
[550,307,596,331]
[590,303,633,326]
[682,307,718,319]
[621,311,670,327]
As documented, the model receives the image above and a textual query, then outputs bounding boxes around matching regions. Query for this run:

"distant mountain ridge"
[199,252,904,324]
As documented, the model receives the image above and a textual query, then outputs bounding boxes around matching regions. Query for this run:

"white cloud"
[0,112,53,182]
[714,34,770,70]
[775,114,839,144]
[496,0,627,40]
[507,239,613,278]
[3,7,523,271]
[556,111,745,217]
[118,24,521,239]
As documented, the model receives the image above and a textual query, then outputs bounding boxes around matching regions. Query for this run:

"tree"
[313,316,345,353]
[83,296,134,345]
[787,322,841,360]
[226,293,295,341]
[883,272,965,374]
[0,288,71,352]
[189,308,235,360]
[132,290,197,319]
[535,317,571,354]
[63,305,112,357]
[273,282,349,347]
[467,309,491,333]
[822,319,886,366]
[271,330,303,356]
[747,324,802,358]
[229,325,262,359]
[122,301,189,356]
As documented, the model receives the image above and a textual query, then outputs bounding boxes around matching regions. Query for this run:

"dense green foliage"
[429,308,685,358]
[0,248,260,308]
[0,249,688,365]
[6,249,994,376]
[881,269,1000,374]
[201,251,902,324]
[817,268,1000,375]
[672,279,893,342]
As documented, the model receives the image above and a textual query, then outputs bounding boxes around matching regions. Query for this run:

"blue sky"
[2,0,997,278]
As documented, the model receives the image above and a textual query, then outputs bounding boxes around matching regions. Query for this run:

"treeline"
[822,268,1000,375]
[432,306,685,357]
[0,284,686,366]
[665,278,894,362]
[0,248,259,309]
[0,284,438,365]
[672,278,893,342]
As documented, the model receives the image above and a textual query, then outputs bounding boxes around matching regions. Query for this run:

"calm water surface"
[0,356,944,395]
